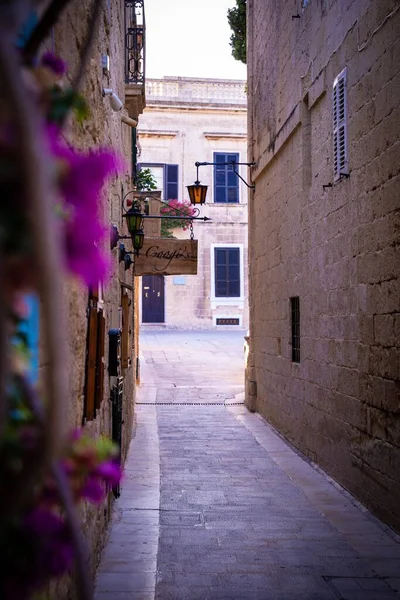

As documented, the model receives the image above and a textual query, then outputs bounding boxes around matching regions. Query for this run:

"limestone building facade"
[42,1,145,595]
[137,77,249,330]
[247,0,400,531]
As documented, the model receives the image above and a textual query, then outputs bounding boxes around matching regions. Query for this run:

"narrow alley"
[95,330,400,600]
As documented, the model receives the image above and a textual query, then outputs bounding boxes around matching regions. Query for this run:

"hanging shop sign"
[134,238,198,276]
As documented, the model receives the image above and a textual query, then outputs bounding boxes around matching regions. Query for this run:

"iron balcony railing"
[125,0,145,85]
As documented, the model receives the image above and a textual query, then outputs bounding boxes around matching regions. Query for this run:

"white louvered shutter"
[333,68,348,180]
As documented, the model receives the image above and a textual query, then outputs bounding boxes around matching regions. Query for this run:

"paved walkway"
[95,330,400,600]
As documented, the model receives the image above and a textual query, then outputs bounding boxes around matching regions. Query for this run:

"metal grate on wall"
[216,317,240,326]
[290,297,300,363]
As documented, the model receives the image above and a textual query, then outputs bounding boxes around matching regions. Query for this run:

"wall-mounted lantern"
[123,204,145,256]
[187,160,256,204]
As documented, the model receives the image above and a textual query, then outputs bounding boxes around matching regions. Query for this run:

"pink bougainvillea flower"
[95,460,122,485]
[24,507,64,535]
[40,52,67,76]
[24,508,74,581]
[47,541,74,576]
[46,125,121,285]
[80,476,105,503]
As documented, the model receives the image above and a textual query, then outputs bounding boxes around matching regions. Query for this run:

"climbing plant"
[135,167,157,192]
[160,199,197,238]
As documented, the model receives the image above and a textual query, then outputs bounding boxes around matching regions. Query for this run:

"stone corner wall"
[248,0,400,531]
[42,1,138,597]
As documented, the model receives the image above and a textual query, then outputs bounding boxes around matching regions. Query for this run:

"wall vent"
[216,317,240,326]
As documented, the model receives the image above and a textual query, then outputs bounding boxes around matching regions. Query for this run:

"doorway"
[142,275,165,323]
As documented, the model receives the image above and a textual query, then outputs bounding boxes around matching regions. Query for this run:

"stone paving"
[95,329,400,600]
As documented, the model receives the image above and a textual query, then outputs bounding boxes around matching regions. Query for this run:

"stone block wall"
[38,1,140,596]
[248,0,400,530]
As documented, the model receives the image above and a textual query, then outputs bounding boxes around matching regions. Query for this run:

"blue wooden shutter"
[213,153,239,203]
[214,248,240,297]
[165,164,179,200]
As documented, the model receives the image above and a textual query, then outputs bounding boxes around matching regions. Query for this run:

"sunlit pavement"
[95,329,400,600]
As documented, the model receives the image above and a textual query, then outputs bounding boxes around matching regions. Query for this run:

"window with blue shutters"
[138,163,179,200]
[213,152,239,203]
[214,247,240,297]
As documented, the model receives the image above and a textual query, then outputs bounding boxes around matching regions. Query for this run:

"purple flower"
[41,52,66,76]
[24,508,74,578]
[47,541,74,576]
[80,477,105,503]
[95,460,122,485]
[46,126,121,285]
[25,507,64,535]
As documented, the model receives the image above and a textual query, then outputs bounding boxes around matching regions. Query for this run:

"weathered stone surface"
[43,1,141,597]
[247,0,400,531]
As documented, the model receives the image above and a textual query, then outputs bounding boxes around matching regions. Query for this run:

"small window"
[333,68,348,180]
[214,247,240,297]
[213,152,239,203]
[138,163,179,200]
[290,297,300,363]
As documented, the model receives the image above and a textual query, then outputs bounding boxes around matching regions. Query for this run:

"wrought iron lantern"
[187,181,208,205]
[131,228,145,256]
[123,205,145,255]
[187,160,255,204]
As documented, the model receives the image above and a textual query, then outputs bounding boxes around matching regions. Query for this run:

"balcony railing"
[146,78,247,106]
[125,0,145,85]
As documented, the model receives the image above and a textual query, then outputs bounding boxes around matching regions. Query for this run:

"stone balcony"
[145,76,247,109]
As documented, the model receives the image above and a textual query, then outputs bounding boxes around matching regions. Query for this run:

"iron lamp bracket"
[194,160,255,190]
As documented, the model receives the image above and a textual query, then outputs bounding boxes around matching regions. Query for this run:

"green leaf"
[135,168,157,191]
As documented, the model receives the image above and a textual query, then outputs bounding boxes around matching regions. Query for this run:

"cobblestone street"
[95,330,400,600]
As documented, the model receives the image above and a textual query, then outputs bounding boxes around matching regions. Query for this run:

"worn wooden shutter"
[84,306,98,421]
[95,309,106,411]
[89,285,99,302]
[333,68,348,180]
[165,164,179,200]
[121,292,131,369]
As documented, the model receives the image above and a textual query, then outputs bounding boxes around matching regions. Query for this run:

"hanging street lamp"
[187,161,208,205]
[187,181,208,205]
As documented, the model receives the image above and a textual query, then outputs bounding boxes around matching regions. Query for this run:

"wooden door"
[142,275,165,323]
